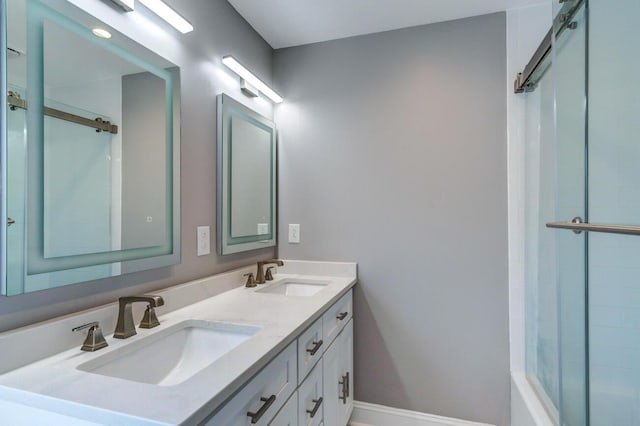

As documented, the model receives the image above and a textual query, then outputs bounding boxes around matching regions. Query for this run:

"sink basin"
[77,320,260,387]
[257,279,329,297]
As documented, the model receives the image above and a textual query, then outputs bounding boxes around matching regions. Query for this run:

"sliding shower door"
[553,2,588,425]
[525,1,588,424]
[587,0,640,424]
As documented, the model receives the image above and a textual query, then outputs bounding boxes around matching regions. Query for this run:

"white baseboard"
[349,401,495,426]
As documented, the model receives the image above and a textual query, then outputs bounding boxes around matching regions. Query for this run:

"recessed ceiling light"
[91,28,112,39]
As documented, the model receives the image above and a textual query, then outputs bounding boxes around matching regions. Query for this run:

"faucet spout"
[114,295,165,339]
[256,259,284,284]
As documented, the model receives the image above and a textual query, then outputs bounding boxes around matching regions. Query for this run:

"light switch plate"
[288,224,300,243]
[197,226,210,256]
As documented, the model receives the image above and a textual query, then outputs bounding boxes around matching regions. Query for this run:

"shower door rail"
[6,91,119,134]
[546,218,640,236]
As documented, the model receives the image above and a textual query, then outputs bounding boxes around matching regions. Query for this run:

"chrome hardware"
[72,321,108,352]
[306,339,323,356]
[546,217,640,236]
[265,266,276,281]
[244,272,256,288]
[246,394,276,424]
[139,305,160,329]
[306,397,323,418]
[114,295,164,339]
[256,259,284,284]
[336,312,348,321]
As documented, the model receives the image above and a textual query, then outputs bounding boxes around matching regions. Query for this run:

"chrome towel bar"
[546,217,640,236]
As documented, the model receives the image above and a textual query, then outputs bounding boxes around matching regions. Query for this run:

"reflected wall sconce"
[110,0,194,34]
[222,55,283,104]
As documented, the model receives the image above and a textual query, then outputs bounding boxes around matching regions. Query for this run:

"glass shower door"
[552,2,588,425]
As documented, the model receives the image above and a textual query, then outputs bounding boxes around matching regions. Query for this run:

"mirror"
[2,0,181,295]
[217,94,276,255]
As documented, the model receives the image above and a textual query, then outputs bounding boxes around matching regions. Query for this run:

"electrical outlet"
[257,223,269,235]
[288,224,300,243]
[197,226,210,256]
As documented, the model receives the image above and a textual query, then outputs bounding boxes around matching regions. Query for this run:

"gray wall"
[274,13,509,425]
[0,0,276,331]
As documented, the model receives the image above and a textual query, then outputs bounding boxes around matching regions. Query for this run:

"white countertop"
[0,260,357,425]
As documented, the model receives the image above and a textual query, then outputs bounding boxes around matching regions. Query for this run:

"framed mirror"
[217,94,276,255]
[2,0,181,295]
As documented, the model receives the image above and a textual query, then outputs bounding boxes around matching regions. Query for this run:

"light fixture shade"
[138,0,194,33]
[110,0,135,12]
[222,55,283,104]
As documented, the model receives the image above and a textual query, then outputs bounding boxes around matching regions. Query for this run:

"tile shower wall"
[588,0,640,424]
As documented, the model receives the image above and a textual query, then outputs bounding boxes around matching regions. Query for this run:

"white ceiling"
[227,0,549,49]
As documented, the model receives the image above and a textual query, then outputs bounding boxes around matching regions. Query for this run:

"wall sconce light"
[110,0,194,34]
[222,55,283,104]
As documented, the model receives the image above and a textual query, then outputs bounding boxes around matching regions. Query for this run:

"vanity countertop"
[0,260,357,425]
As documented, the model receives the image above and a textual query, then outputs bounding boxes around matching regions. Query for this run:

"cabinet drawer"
[269,391,298,426]
[322,290,352,348]
[205,342,297,426]
[297,317,323,383]
[298,361,323,426]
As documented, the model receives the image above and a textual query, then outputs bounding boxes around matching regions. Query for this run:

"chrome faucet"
[256,259,284,284]
[114,295,164,339]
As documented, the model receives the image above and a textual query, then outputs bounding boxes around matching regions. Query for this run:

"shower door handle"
[546,217,640,236]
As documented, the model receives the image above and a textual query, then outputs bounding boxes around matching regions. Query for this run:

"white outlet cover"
[197,226,211,256]
[288,224,300,243]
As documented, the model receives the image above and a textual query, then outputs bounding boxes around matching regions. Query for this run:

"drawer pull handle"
[338,372,349,404]
[306,397,323,418]
[246,394,276,424]
[306,339,323,356]
[336,312,348,321]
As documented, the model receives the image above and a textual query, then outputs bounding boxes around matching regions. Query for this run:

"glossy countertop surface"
[0,260,357,425]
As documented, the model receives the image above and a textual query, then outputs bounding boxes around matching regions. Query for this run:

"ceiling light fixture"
[138,0,194,34]
[222,55,283,104]
[91,28,112,39]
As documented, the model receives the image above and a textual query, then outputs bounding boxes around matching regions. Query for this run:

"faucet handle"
[244,272,256,288]
[72,322,108,352]
[265,266,276,281]
[139,305,160,329]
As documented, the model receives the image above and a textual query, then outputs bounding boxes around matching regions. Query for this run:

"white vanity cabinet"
[270,391,298,425]
[204,342,297,426]
[297,361,323,426]
[322,319,354,426]
[203,289,353,426]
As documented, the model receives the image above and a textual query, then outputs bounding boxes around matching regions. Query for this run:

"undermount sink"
[256,279,329,297]
[77,320,260,387]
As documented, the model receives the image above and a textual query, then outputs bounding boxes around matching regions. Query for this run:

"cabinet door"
[322,291,352,349]
[298,361,323,426]
[298,317,324,384]
[205,342,297,426]
[269,391,298,426]
[322,319,353,426]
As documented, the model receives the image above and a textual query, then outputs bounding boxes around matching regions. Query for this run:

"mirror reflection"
[3,0,181,295]
[217,94,276,255]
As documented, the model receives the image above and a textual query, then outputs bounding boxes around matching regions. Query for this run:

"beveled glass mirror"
[2,0,181,295]
[217,94,276,255]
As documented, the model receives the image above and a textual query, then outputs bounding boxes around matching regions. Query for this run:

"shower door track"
[514,0,585,93]
[6,91,118,134]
